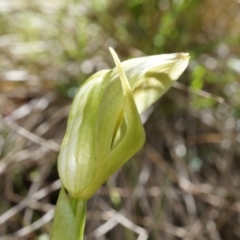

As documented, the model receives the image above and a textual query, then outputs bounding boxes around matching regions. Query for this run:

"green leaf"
[51,188,78,240]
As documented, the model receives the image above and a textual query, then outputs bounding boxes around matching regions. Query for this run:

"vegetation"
[0,0,240,239]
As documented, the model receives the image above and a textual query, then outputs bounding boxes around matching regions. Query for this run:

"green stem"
[70,198,87,240]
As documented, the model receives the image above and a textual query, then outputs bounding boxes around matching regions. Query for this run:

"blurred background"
[1,0,240,239]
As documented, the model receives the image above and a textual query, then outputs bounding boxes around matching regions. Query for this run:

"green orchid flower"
[57,48,189,200]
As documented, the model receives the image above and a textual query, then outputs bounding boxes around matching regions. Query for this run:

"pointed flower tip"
[179,52,190,60]
[109,47,116,58]
[167,52,189,81]
[109,47,121,68]
[109,47,131,94]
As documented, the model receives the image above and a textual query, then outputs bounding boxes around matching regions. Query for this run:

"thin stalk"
[70,198,87,240]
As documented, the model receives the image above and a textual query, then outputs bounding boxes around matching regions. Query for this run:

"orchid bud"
[58,48,189,200]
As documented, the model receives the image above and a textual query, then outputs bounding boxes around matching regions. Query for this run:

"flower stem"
[70,198,87,240]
